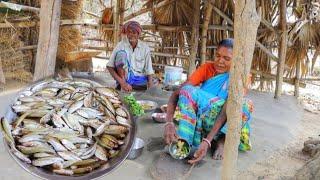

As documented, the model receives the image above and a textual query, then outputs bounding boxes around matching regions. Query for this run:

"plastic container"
[164,66,183,86]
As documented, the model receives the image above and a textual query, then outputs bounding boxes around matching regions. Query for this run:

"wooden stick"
[0,45,37,54]
[151,52,189,59]
[124,0,176,21]
[60,19,99,26]
[113,0,120,45]
[0,21,37,28]
[295,60,301,97]
[0,1,39,13]
[188,0,200,76]
[275,0,288,99]
[300,78,320,81]
[81,45,113,51]
[251,69,306,87]
[33,0,62,81]
[311,47,320,72]
[83,10,100,18]
[0,57,5,84]
[119,0,125,25]
[200,1,213,64]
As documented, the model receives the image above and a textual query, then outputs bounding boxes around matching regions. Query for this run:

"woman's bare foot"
[212,135,225,160]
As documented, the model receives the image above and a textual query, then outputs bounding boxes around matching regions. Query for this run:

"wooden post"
[119,0,125,25]
[311,47,320,73]
[221,0,260,179]
[33,0,62,81]
[200,1,213,64]
[274,0,287,99]
[187,0,200,76]
[294,60,301,97]
[0,57,5,84]
[113,0,120,46]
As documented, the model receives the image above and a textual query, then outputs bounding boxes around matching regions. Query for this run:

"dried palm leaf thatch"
[64,50,102,62]
[57,27,83,61]
[286,20,320,76]
[206,0,235,60]
[0,28,32,82]
[5,69,33,82]
[145,0,193,67]
[61,0,84,20]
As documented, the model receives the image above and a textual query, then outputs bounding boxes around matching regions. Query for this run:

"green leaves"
[124,94,145,116]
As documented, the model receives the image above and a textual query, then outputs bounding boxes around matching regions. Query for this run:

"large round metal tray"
[2,77,137,180]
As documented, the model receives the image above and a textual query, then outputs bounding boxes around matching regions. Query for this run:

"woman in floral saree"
[163,39,253,164]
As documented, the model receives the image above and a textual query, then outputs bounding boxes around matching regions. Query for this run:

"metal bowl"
[2,77,137,180]
[127,138,145,160]
[152,113,166,123]
[136,100,158,113]
[169,139,191,160]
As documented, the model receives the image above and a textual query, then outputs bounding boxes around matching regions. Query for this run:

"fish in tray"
[0,79,132,176]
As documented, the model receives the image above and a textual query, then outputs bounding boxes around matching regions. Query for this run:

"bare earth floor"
[0,81,313,180]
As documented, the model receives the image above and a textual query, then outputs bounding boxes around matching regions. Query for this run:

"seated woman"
[163,38,253,164]
[107,21,155,92]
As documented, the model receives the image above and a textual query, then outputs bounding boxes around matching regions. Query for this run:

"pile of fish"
[0,78,132,176]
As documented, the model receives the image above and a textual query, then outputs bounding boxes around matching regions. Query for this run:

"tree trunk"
[200,1,213,65]
[294,59,301,97]
[221,0,260,179]
[274,0,287,99]
[0,57,5,84]
[311,47,320,73]
[113,0,120,46]
[33,0,62,81]
[187,0,200,76]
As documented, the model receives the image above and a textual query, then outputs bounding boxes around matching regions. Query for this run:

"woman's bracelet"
[164,121,175,127]
[202,138,211,148]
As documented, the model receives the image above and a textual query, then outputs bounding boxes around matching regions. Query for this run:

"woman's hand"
[164,123,178,144]
[188,141,209,164]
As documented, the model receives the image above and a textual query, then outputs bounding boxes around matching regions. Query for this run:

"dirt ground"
[1,78,319,180]
[238,111,320,179]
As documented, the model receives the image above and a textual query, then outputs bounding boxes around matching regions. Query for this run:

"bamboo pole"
[221,0,260,179]
[0,45,37,54]
[200,1,213,64]
[251,69,306,88]
[0,1,40,13]
[294,60,301,97]
[113,0,120,46]
[0,57,5,84]
[119,0,125,25]
[33,0,62,81]
[0,21,37,28]
[188,0,200,76]
[311,47,320,73]
[83,10,100,18]
[151,52,189,59]
[274,0,288,99]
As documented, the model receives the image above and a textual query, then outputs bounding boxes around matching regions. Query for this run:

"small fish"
[47,137,68,152]
[76,108,103,119]
[32,157,64,167]
[58,151,81,161]
[61,139,77,151]
[95,145,108,161]
[68,100,84,114]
